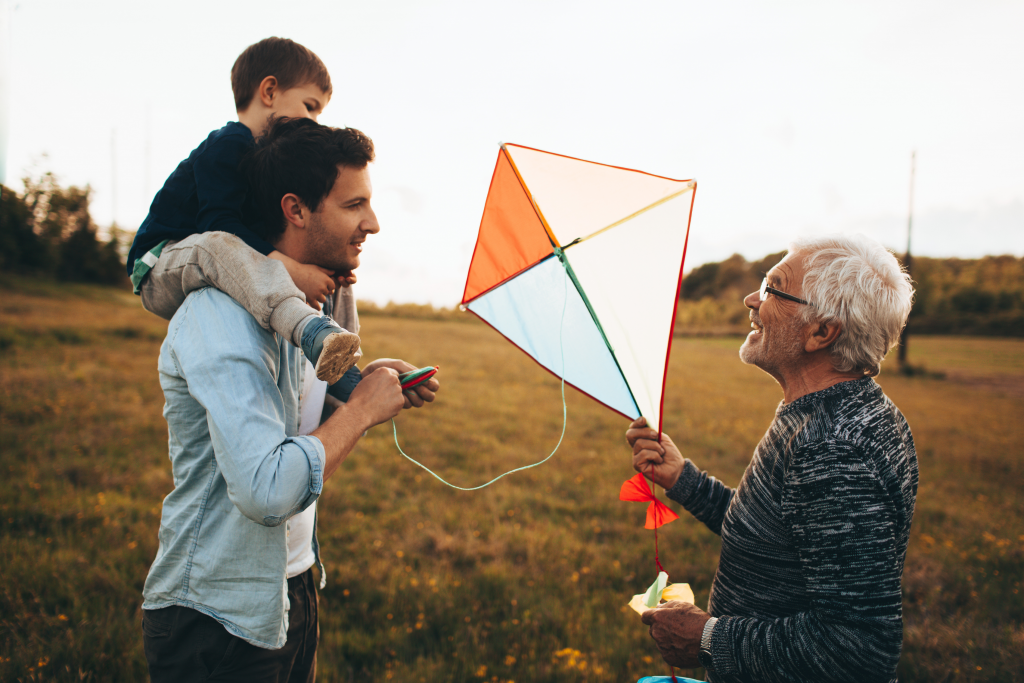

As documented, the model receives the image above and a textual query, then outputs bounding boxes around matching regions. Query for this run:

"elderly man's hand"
[626,417,685,490]
[640,600,711,669]
[362,358,440,409]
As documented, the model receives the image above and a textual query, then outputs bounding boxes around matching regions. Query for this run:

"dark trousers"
[142,569,319,683]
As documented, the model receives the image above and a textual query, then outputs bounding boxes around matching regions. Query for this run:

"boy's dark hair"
[231,37,332,111]
[242,117,375,243]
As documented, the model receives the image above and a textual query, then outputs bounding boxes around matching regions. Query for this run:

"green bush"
[0,174,128,287]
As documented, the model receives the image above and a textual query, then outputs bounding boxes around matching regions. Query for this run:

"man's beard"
[739,311,806,376]
[306,212,356,273]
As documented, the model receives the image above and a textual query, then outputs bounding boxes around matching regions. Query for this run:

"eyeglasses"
[759,277,811,306]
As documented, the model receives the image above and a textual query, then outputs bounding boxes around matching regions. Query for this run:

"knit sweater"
[666,377,917,683]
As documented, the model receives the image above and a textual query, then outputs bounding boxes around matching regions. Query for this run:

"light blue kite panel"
[467,256,640,420]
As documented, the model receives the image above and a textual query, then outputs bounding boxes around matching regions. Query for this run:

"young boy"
[127,37,359,385]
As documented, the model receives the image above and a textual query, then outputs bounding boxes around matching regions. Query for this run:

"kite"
[461,143,696,434]
[391,142,699,683]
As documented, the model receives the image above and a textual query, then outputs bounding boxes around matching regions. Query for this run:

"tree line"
[677,250,1024,337]
[2,172,1021,337]
[0,172,128,287]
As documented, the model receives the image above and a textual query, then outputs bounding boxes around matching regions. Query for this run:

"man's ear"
[257,75,278,107]
[805,318,842,353]
[281,194,308,230]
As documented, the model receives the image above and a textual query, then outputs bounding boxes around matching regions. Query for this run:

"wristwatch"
[698,616,718,672]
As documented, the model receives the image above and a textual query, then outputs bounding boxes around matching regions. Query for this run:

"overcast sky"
[4,0,1023,305]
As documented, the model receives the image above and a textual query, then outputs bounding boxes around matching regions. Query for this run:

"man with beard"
[140,118,439,681]
[627,235,917,683]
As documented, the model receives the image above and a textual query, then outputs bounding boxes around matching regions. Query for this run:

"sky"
[3,0,1023,306]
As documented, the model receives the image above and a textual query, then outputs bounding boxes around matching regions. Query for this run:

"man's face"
[305,165,379,272]
[272,83,329,122]
[739,251,809,376]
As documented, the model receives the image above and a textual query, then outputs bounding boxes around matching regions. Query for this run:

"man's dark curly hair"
[241,117,375,243]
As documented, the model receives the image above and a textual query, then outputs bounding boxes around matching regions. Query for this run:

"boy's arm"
[192,133,275,256]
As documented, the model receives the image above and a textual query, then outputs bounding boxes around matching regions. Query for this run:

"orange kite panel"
[462,150,553,303]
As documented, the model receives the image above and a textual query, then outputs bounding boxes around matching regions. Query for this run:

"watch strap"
[700,616,718,669]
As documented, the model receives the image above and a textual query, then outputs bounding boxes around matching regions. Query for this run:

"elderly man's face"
[739,251,809,375]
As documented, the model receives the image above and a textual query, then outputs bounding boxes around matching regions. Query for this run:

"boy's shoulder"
[194,121,255,157]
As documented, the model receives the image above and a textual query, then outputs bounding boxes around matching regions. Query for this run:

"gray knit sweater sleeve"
[665,460,736,535]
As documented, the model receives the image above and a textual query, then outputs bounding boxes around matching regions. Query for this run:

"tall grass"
[1,279,1022,681]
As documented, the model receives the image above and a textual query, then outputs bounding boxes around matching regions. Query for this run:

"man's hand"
[362,358,440,409]
[313,367,406,481]
[344,367,406,428]
[627,417,685,490]
[269,250,336,311]
[640,600,711,669]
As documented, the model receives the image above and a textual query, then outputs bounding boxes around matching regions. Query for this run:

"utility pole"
[0,0,10,188]
[144,103,151,203]
[898,150,915,369]
[111,128,117,228]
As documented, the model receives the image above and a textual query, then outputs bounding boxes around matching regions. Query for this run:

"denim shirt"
[142,287,327,649]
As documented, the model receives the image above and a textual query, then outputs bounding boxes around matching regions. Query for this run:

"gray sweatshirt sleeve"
[664,459,736,535]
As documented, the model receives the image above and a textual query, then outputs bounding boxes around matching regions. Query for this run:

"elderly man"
[629,234,917,683]
[140,118,439,682]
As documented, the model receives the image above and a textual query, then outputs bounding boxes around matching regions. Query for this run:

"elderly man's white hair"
[790,234,914,377]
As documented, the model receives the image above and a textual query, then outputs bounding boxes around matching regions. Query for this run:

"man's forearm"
[310,402,374,481]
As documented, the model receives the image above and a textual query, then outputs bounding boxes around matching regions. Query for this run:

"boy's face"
[305,165,379,272]
[272,82,330,122]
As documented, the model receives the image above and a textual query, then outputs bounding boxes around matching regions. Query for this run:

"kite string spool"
[391,261,570,490]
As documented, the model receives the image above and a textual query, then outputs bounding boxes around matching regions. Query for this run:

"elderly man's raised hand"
[626,417,685,490]
[361,358,440,409]
[640,600,711,669]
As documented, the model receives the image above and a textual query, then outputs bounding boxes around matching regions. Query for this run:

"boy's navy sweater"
[127,122,272,273]
[667,377,917,683]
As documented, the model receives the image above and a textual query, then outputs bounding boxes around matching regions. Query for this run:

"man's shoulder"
[791,378,912,470]
[167,287,277,356]
[797,378,895,435]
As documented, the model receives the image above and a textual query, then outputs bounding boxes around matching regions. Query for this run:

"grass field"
[1,278,1022,682]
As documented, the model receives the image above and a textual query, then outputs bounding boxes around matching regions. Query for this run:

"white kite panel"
[505,145,689,247]
[562,189,694,430]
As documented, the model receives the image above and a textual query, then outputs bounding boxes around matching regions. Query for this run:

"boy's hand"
[335,270,357,287]
[269,250,336,310]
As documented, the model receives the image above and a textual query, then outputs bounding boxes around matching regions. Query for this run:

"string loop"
[391,258,570,490]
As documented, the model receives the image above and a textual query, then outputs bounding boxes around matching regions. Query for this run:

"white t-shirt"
[286,360,327,578]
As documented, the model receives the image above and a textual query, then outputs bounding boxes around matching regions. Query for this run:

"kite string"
[391,261,570,491]
[650,476,667,575]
